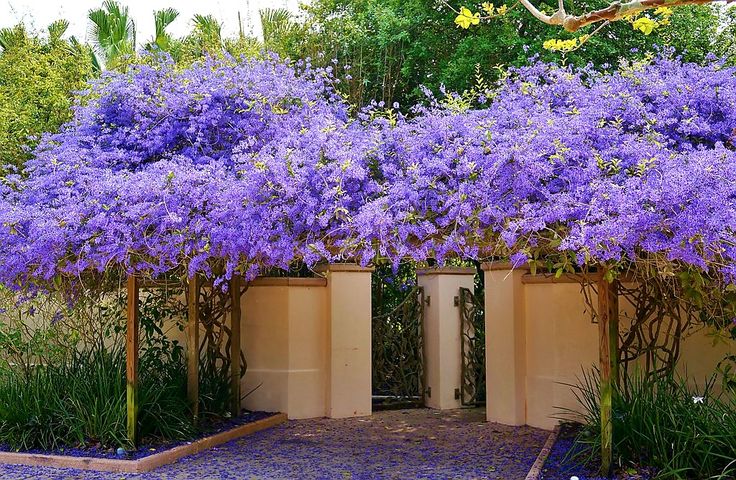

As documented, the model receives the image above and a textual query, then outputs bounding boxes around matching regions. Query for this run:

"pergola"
[124,274,243,445]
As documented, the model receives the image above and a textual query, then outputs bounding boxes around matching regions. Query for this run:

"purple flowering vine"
[0,52,734,293]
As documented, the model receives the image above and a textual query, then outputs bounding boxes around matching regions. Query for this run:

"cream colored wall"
[240,278,328,419]
[417,267,475,410]
[286,284,327,418]
[320,264,373,418]
[485,267,735,431]
[241,283,292,415]
[6,271,373,421]
[485,268,527,425]
[524,282,600,429]
[242,267,373,420]
[524,281,733,429]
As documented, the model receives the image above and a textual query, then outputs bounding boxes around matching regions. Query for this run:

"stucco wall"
[241,278,328,419]
[486,267,734,430]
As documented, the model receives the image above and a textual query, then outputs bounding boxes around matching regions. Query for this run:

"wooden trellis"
[125,274,243,446]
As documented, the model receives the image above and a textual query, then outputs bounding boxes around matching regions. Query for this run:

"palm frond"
[259,8,299,46]
[47,19,69,43]
[192,14,222,39]
[0,25,26,52]
[87,0,136,68]
[152,8,179,51]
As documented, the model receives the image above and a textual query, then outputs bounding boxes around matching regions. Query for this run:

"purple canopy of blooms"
[0,53,735,289]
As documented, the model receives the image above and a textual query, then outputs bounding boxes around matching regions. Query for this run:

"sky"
[0,0,302,42]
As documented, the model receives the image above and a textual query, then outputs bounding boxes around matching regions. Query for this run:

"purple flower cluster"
[0,55,376,285]
[357,56,736,277]
[1,53,735,290]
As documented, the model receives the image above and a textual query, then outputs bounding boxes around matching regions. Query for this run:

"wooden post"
[610,280,620,389]
[187,274,200,423]
[230,275,242,417]
[126,275,139,447]
[597,270,619,476]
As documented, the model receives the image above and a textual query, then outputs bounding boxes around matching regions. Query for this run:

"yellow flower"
[542,39,558,50]
[654,6,673,17]
[454,6,481,29]
[632,17,658,35]
[543,38,578,52]
[497,5,508,15]
[482,2,494,15]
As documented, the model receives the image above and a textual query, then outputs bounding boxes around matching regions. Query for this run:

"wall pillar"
[319,264,373,418]
[241,277,327,420]
[417,267,475,410]
[483,263,526,425]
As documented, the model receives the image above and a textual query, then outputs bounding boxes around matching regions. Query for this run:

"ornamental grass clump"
[567,370,736,479]
[0,346,193,451]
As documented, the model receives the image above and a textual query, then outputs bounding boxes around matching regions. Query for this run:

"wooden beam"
[187,274,200,423]
[126,275,140,447]
[230,275,242,417]
[597,270,619,476]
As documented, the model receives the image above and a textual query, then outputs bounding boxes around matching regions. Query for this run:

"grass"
[0,345,194,451]
[564,369,736,479]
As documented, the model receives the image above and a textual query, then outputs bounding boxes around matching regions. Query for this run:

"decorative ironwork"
[372,286,426,408]
[458,287,486,406]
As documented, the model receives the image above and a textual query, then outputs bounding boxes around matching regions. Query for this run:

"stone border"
[525,425,560,480]
[0,413,287,474]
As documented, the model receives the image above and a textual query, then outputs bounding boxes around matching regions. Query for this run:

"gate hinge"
[424,295,430,307]
[454,388,461,400]
[453,295,460,307]
[426,386,431,398]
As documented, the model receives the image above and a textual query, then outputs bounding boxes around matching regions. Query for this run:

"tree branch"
[513,0,730,32]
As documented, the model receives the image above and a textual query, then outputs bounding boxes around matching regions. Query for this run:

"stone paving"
[0,408,548,480]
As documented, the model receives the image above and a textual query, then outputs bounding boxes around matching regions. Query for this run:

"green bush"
[568,369,736,479]
[0,346,193,451]
[0,284,239,452]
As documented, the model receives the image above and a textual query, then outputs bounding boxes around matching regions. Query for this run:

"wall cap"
[249,277,327,287]
[521,272,636,285]
[416,266,476,276]
[480,262,522,271]
[314,263,375,273]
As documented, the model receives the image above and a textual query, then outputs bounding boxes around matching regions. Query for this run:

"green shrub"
[0,285,236,452]
[0,346,193,451]
[567,369,736,479]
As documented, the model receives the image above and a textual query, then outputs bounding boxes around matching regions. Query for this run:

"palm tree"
[191,14,223,55]
[87,0,136,69]
[0,20,100,71]
[0,25,26,52]
[47,19,69,44]
[148,8,179,52]
[259,8,300,53]
[46,19,102,72]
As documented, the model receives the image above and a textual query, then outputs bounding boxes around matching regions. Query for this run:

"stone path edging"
[0,413,287,474]
[525,425,561,480]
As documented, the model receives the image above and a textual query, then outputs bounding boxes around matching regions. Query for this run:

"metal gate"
[372,286,426,409]
[458,287,486,406]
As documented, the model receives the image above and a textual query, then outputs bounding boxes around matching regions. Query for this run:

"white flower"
[692,396,705,404]
[570,476,580,480]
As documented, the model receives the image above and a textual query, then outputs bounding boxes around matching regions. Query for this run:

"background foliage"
[274,0,723,107]
[0,23,94,171]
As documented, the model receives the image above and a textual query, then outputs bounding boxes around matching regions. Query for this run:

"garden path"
[0,408,548,480]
